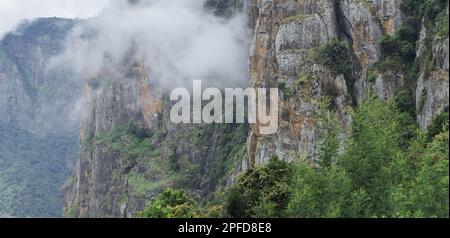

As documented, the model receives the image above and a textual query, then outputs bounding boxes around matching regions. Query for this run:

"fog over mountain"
[0,17,80,217]
[0,0,448,219]
[0,0,249,217]
[0,0,111,37]
[52,0,250,90]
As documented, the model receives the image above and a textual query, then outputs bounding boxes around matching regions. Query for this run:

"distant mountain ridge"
[0,17,81,218]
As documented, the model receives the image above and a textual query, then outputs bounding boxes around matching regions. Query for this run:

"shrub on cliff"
[137,188,200,218]
[313,38,352,77]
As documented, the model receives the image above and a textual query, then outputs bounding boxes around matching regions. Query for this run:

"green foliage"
[127,172,166,195]
[138,188,200,218]
[314,98,341,168]
[422,0,449,30]
[397,24,420,42]
[126,122,154,139]
[226,157,293,218]
[379,31,416,71]
[390,127,449,217]
[341,96,403,216]
[400,0,448,31]
[312,39,352,77]
[278,81,294,100]
[376,0,449,83]
[418,88,428,113]
[427,111,449,141]
[250,198,278,218]
[202,205,224,218]
[222,96,448,218]
[409,133,449,217]
[286,162,357,218]
[437,11,449,38]
[400,0,426,16]
[394,90,416,116]
[93,122,172,197]
[296,72,313,87]
[397,112,418,149]
[367,69,378,82]
[181,123,249,190]
[394,90,418,148]
[0,125,78,218]
[95,122,163,164]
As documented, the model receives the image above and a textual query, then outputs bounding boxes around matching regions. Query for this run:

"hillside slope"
[0,18,81,217]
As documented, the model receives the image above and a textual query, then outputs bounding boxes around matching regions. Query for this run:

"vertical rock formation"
[63,58,164,217]
[341,0,404,100]
[63,58,249,218]
[246,0,448,165]
[63,0,252,218]
[63,0,449,217]
[416,4,449,129]
[247,0,356,164]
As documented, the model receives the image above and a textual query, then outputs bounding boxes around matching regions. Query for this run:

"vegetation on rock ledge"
[138,96,449,218]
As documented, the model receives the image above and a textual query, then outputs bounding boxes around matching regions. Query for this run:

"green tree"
[390,121,449,217]
[340,95,403,217]
[314,98,342,169]
[427,111,449,141]
[138,188,199,218]
[226,157,292,218]
[286,160,356,218]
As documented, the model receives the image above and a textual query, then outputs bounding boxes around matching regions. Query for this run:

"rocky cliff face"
[0,18,81,133]
[62,0,449,217]
[0,18,81,217]
[62,0,252,218]
[63,58,249,217]
[62,64,249,217]
[246,0,448,165]
[247,0,348,164]
[416,5,449,129]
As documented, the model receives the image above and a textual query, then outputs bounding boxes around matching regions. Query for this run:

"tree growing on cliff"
[312,38,352,77]
[137,188,200,218]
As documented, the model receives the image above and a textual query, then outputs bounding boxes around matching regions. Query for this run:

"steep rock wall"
[63,0,449,217]
[416,4,449,129]
[63,62,249,218]
[246,0,403,164]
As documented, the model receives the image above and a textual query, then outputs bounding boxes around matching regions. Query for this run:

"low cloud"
[51,0,251,89]
[0,0,111,37]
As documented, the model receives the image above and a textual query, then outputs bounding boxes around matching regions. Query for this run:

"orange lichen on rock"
[138,76,162,127]
[382,17,394,35]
